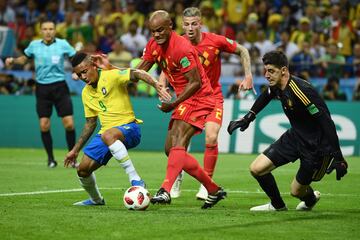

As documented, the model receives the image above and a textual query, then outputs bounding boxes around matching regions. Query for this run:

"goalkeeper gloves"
[326,152,348,181]
[227,111,256,135]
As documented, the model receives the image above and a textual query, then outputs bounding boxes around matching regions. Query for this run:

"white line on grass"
[0,188,359,197]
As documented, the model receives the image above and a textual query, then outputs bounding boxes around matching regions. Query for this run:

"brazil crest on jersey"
[81,68,142,134]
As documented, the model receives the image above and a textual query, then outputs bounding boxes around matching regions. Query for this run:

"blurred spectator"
[274,31,299,59]
[352,79,360,101]
[0,73,16,94]
[172,2,185,34]
[304,3,323,33]
[329,4,341,29]
[266,13,282,43]
[254,29,275,57]
[67,12,94,50]
[46,0,65,24]
[321,76,347,101]
[56,12,73,39]
[22,0,40,25]
[317,4,332,37]
[332,9,355,57]
[108,40,133,68]
[309,32,326,61]
[220,52,242,77]
[73,0,90,26]
[120,20,147,57]
[200,1,223,34]
[235,30,251,50]
[9,13,27,47]
[98,24,117,54]
[245,13,259,43]
[319,41,346,78]
[15,78,36,95]
[290,17,313,47]
[344,43,360,77]
[279,4,297,33]
[18,24,36,52]
[290,41,314,80]
[255,0,269,30]
[0,0,15,26]
[94,0,121,37]
[224,0,254,32]
[122,0,145,31]
[248,46,262,76]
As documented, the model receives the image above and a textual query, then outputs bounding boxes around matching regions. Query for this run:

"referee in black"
[228,50,348,211]
[5,20,76,168]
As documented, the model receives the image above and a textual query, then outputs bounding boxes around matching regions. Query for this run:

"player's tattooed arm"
[136,59,154,72]
[73,116,98,153]
[130,69,172,102]
[234,43,256,94]
[64,116,98,167]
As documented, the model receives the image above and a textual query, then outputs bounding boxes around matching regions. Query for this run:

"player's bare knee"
[205,133,218,145]
[249,164,261,177]
[77,169,91,178]
[64,124,74,131]
[101,132,116,146]
[40,122,50,131]
[290,188,302,198]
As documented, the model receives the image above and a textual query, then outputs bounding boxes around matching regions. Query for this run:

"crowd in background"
[1,0,360,101]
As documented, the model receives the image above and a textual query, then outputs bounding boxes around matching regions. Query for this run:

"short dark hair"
[71,52,88,68]
[262,50,288,68]
[40,19,56,27]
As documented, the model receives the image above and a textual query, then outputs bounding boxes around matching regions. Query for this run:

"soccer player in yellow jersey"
[64,52,171,206]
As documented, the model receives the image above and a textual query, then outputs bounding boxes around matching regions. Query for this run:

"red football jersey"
[188,32,237,100]
[142,31,213,99]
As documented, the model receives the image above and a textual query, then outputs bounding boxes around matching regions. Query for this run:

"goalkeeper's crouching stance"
[227,50,348,211]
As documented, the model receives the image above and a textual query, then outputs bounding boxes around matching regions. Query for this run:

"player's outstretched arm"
[130,69,172,102]
[227,89,273,134]
[227,110,256,134]
[64,116,97,167]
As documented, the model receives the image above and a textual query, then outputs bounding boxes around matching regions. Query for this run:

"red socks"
[183,152,219,194]
[203,143,218,178]
[161,146,220,194]
[161,147,186,192]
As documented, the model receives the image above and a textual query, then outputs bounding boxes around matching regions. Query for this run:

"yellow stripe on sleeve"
[289,81,311,105]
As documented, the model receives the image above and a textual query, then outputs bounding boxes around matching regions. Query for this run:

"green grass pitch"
[0,148,359,240]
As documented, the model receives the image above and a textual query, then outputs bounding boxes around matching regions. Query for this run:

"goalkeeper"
[228,50,348,211]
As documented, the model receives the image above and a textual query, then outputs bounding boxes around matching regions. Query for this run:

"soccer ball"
[123,186,151,210]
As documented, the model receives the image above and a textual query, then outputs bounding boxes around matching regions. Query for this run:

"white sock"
[79,173,103,203]
[109,140,141,182]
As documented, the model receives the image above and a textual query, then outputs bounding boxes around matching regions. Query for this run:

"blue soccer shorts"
[83,122,141,165]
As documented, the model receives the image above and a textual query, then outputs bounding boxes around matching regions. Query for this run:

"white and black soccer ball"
[123,186,150,210]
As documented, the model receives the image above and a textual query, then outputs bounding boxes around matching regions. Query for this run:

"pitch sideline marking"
[0,188,359,197]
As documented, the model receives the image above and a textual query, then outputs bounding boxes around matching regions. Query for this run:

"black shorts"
[263,129,333,185]
[35,81,73,118]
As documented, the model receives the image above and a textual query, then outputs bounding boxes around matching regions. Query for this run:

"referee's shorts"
[35,81,73,118]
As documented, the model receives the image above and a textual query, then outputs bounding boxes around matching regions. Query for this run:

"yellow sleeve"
[110,68,131,85]
[81,88,97,118]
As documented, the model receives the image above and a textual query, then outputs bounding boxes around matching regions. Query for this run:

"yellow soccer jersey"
[81,68,142,134]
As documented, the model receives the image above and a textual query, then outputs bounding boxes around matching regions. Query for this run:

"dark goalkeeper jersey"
[251,75,341,154]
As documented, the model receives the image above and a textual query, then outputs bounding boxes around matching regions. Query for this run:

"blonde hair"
[183,7,202,17]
